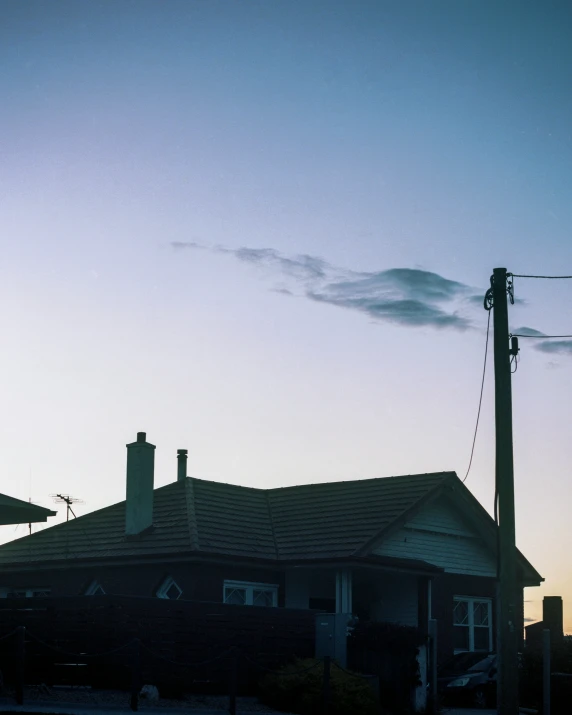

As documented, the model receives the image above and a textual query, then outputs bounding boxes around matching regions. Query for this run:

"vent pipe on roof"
[177,449,188,482]
[125,431,156,536]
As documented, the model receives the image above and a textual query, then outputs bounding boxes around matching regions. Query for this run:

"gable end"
[371,495,497,577]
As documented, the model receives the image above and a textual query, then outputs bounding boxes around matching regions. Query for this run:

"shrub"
[258,658,379,715]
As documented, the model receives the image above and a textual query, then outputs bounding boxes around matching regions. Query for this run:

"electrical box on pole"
[491,267,519,715]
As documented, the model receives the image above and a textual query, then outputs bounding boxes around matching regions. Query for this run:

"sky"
[2,0,572,629]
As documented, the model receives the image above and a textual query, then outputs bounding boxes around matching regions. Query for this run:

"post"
[427,619,438,715]
[492,267,519,715]
[15,626,25,706]
[543,629,551,715]
[228,648,237,715]
[322,655,331,715]
[130,638,141,712]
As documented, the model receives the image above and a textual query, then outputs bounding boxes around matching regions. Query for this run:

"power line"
[510,333,572,339]
[463,309,491,484]
[508,273,572,279]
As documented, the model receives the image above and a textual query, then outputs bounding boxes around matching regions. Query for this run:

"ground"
[0,687,294,714]
[0,688,537,715]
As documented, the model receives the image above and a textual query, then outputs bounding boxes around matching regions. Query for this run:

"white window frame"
[85,581,105,596]
[223,580,278,607]
[0,587,51,598]
[453,596,493,653]
[156,576,183,600]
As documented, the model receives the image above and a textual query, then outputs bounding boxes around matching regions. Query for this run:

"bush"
[258,658,379,715]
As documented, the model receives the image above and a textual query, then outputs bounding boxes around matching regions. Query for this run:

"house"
[0,432,542,670]
[0,493,55,527]
[0,493,55,597]
[525,596,564,649]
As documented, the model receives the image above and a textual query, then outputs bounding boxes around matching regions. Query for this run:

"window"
[453,597,492,652]
[85,581,105,596]
[156,576,183,600]
[223,580,278,607]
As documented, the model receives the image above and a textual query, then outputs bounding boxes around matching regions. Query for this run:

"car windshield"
[468,656,496,673]
[439,652,492,676]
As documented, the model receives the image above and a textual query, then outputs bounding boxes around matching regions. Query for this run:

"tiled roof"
[268,472,449,560]
[0,472,452,567]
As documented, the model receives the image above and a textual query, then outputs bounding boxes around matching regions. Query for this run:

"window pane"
[224,588,246,605]
[165,582,182,600]
[453,600,469,625]
[473,602,490,627]
[474,627,490,651]
[253,589,274,607]
[454,625,470,651]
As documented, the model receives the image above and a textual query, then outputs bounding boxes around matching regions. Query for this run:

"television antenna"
[50,494,84,521]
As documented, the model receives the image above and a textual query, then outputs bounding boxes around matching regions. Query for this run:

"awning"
[0,493,56,526]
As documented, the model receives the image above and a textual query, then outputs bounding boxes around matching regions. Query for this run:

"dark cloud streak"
[171,242,477,331]
[535,340,572,354]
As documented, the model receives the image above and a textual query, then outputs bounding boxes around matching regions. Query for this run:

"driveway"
[441,710,537,715]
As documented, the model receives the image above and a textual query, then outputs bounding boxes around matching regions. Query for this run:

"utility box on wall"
[315,613,352,668]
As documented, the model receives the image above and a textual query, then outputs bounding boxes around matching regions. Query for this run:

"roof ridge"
[189,477,262,492]
[170,472,457,495]
[265,491,280,559]
[267,471,455,494]
[185,478,200,550]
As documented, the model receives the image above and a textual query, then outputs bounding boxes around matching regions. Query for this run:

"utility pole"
[492,267,519,715]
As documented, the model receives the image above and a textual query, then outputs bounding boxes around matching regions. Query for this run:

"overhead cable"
[510,333,572,339]
[463,310,491,484]
[508,273,572,279]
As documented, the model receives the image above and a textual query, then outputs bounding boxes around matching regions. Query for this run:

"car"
[438,652,498,709]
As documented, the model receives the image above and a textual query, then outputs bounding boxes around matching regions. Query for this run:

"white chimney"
[177,449,188,482]
[125,431,156,536]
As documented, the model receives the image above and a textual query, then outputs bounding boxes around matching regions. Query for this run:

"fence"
[0,627,378,715]
[0,595,316,696]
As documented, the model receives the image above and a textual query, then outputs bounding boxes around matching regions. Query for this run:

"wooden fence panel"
[0,596,316,694]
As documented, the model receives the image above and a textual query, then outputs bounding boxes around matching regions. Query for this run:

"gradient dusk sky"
[2,1,572,629]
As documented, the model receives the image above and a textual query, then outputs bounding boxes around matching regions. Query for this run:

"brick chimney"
[125,432,156,536]
[177,449,188,482]
[543,596,564,643]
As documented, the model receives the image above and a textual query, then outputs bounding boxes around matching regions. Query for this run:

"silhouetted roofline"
[0,472,542,586]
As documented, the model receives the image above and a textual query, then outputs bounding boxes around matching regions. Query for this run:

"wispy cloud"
[512,326,572,355]
[172,242,485,331]
[536,341,572,354]
[512,326,547,338]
